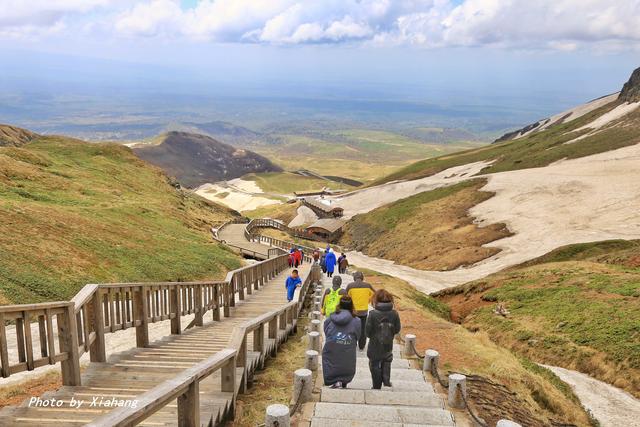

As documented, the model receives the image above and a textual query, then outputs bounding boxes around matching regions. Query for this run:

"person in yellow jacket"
[321,276,346,316]
[346,271,375,350]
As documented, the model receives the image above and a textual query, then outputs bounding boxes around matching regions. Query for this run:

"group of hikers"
[288,247,304,268]
[285,259,401,390]
[312,245,349,277]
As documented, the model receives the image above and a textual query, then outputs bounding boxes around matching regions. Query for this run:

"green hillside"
[434,240,640,399]
[376,96,640,184]
[0,130,242,304]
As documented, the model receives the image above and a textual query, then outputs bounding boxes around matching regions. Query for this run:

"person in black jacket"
[365,289,401,389]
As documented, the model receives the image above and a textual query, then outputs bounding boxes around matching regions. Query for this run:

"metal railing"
[405,337,489,427]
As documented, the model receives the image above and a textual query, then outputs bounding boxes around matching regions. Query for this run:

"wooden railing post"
[171,286,182,335]
[177,381,200,427]
[90,291,106,362]
[58,303,81,386]
[194,284,203,327]
[213,285,221,321]
[224,283,231,317]
[0,313,9,378]
[237,334,247,393]
[221,355,236,393]
[134,288,149,347]
[254,324,265,354]
[230,277,236,307]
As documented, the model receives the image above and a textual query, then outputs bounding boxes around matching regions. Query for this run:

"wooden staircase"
[0,256,317,426]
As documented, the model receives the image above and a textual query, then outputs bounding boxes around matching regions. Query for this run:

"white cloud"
[0,0,109,38]
[2,0,640,50]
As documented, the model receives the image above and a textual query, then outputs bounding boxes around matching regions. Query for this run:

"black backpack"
[377,315,395,348]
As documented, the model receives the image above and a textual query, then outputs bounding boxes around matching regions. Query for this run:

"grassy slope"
[377,99,640,184]
[0,136,242,304]
[359,268,595,427]
[341,180,512,271]
[243,171,353,194]
[434,240,640,398]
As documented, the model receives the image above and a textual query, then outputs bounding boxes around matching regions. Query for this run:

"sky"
[0,0,639,124]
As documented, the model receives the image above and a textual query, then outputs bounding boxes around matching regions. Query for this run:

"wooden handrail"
[0,252,290,386]
[85,348,237,427]
[86,264,319,427]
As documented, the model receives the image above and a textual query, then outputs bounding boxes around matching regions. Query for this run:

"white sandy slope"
[329,160,492,219]
[543,365,640,427]
[347,142,640,293]
[288,205,318,227]
[195,181,281,212]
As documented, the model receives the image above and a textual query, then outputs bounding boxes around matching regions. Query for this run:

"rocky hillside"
[0,127,241,304]
[134,131,282,188]
[0,124,39,147]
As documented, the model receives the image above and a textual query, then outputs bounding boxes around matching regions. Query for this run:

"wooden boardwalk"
[0,258,314,426]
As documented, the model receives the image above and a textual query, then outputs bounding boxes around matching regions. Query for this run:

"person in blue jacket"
[325,248,337,278]
[285,269,302,302]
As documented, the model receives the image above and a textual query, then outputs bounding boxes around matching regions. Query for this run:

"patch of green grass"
[0,136,242,303]
[376,100,640,184]
[412,291,452,320]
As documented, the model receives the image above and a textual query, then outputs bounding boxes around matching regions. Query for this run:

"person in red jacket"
[293,248,302,267]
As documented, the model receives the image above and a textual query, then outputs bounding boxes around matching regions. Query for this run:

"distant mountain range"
[133,131,282,188]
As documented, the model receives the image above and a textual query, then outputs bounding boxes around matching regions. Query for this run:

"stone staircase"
[309,272,456,427]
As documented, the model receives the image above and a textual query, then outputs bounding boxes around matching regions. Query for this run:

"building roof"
[303,197,344,213]
[306,218,346,234]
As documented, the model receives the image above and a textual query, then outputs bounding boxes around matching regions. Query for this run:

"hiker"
[293,248,302,268]
[321,276,346,316]
[325,248,337,278]
[299,248,304,265]
[346,271,375,350]
[320,250,327,273]
[285,269,302,302]
[322,296,361,388]
[365,289,401,389]
[338,253,349,274]
[313,248,321,264]
[288,251,295,268]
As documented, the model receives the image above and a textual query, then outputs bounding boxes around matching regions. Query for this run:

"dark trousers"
[369,353,393,389]
[357,314,367,350]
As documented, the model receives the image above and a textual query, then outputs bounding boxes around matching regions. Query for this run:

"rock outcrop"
[619,66,640,103]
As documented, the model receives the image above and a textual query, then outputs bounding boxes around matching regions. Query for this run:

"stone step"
[321,388,443,408]
[354,358,410,369]
[351,368,425,383]
[311,419,454,427]
[344,379,433,392]
[313,402,455,425]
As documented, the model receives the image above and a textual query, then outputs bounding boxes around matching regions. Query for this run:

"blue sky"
[0,0,639,118]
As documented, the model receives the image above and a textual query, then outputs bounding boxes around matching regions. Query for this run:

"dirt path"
[543,365,640,427]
